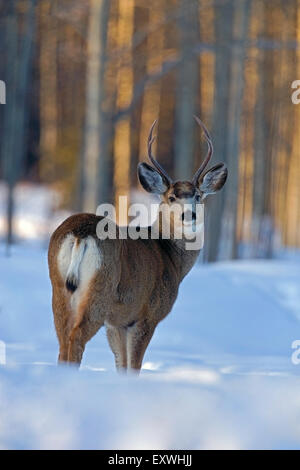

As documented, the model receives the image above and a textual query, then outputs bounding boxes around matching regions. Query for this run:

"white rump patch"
[65,238,87,291]
[57,234,102,312]
[57,234,75,279]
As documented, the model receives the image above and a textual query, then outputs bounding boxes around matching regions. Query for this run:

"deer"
[48,116,227,373]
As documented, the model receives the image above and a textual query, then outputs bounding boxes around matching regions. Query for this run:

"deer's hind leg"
[67,317,104,365]
[52,287,72,363]
[67,295,105,366]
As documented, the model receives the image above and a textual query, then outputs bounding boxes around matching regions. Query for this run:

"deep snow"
[0,243,300,449]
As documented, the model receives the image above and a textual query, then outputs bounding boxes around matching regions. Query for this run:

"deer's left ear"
[198,163,228,197]
[138,162,169,194]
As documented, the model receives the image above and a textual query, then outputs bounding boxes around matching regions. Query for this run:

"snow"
[0,241,300,450]
[0,182,70,243]
[0,182,300,449]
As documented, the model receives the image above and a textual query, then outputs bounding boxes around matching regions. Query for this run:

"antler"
[192,116,213,185]
[148,120,172,185]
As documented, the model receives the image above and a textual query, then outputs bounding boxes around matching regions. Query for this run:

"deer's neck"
[152,205,203,280]
[157,237,200,281]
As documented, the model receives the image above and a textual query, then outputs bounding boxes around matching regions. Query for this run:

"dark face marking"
[172,181,196,199]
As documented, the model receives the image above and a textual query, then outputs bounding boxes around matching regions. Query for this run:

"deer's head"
[138,116,228,238]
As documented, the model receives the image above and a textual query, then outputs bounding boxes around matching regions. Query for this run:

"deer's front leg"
[106,325,128,371]
[126,319,156,373]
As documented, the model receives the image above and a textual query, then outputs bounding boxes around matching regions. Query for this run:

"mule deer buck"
[48,117,227,372]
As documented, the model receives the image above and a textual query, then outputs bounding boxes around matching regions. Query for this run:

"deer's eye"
[168,195,176,203]
[195,194,201,202]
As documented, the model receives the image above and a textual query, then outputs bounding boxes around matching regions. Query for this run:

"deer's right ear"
[138,162,169,194]
[198,163,228,197]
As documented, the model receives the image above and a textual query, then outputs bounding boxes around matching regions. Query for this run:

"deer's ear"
[138,162,169,194]
[198,163,228,198]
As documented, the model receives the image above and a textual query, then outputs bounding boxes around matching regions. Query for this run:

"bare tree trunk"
[81,0,110,212]
[220,0,251,260]
[157,0,177,178]
[97,0,113,206]
[204,0,233,262]
[288,0,300,248]
[2,0,36,253]
[251,4,266,257]
[130,4,149,185]
[174,0,199,180]
[2,1,18,251]
[138,0,165,168]
[277,0,297,247]
[113,0,134,225]
[252,1,278,259]
[39,0,58,182]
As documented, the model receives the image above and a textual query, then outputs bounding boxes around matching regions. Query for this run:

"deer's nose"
[182,211,196,222]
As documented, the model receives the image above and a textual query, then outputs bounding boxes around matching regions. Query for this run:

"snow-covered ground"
[0,182,69,243]
[1,241,300,449]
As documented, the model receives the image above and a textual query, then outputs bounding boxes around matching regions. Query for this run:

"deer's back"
[48,213,180,327]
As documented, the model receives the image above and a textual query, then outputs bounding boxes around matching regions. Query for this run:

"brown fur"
[48,213,200,371]
[172,181,196,199]
[48,116,227,373]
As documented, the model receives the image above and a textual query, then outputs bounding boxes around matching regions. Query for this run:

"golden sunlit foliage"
[0,0,300,259]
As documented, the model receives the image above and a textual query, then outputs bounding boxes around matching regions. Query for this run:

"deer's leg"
[67,322,86,365]
[58,315,72,363]
[52,289,71,363]
[67,316,104,365]
[58,343,68,363]
[57,325,69,363]
[126,319,156,373]
[67,297,105,366]
[106,325,128,371]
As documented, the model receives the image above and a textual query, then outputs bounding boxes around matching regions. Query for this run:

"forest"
[0,0,299,261]
[2,1,300,451]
